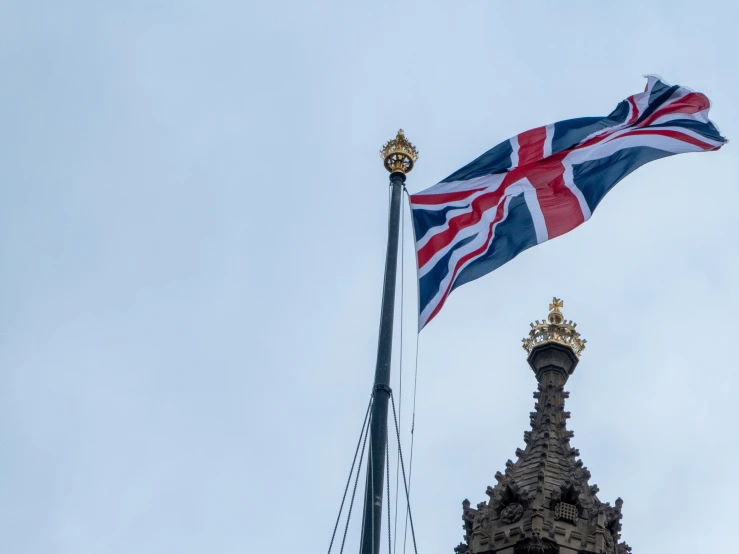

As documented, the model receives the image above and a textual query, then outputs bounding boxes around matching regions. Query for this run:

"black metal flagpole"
[360,130,418,554]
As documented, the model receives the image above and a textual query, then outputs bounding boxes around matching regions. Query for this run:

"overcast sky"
[1,1,738,553]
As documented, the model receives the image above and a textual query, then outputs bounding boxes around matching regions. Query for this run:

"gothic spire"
[456,299,630,554]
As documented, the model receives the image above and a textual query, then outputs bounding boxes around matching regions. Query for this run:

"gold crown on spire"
[380,129,419,174]
[522,298,586,358]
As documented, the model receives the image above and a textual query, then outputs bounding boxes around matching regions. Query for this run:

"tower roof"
[456,300,630,554]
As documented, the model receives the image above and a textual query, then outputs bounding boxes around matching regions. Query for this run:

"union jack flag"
[411,76,726,330]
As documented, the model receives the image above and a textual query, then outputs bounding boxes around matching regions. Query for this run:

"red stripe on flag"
[517,126,547,166]
[525,157,584,239]
[534,174,585,239]
[410,188,486,206]
[627,97,639,125]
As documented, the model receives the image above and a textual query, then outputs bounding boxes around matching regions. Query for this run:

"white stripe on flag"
[518,178,549,244]
[543,124,554,158]
[509,136,519,169]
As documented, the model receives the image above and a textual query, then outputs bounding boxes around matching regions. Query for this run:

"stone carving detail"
[500,502,524,523]
[514,536,559,553]
[490,482,526,513]
[453,543,469,554]
[552,481,582,509]
[470,508,491,545]
[604,497,625,546]
[605,531,615,552]
[461,499,476,546]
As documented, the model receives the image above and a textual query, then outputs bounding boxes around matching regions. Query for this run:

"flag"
[411,76,726,330]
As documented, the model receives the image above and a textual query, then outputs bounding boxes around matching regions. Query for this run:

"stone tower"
[455,299,630,554]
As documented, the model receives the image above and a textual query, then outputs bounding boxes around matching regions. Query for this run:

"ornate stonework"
[456,300,631,554]
[501,503,524,524]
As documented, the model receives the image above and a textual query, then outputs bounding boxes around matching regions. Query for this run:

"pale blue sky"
[1,1,738,553]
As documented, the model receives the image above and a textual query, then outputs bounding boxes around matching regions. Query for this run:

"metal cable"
[328,395,373,554]
[338,393,373,554]
[386,430,392,554]
[401,189,421,554]
[390,391,419,554]
[402,332,420,554]
[393,182,407,554]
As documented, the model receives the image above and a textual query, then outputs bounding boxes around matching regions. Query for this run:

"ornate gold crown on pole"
[522,298,587,358]
[380,129,419,174]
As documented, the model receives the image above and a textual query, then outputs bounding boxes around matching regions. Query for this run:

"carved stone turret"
[456,299,630,554]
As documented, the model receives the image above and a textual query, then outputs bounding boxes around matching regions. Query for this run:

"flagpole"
[360,130,418,554]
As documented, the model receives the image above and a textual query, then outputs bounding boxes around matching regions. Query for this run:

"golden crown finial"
[522,298,586,358]
[380,129,419,174]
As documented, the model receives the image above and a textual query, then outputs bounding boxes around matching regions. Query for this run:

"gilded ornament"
[522,298,586,358]
[380,129,419,174]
